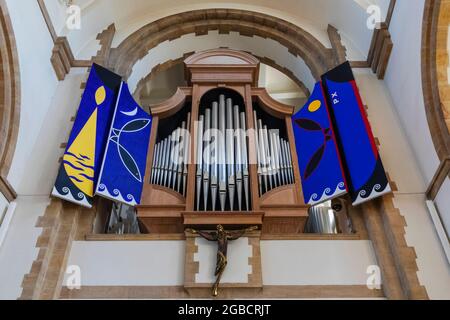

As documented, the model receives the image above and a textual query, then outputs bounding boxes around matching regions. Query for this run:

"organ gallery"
[139,49,307,235]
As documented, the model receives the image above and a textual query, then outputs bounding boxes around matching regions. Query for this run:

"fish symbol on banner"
[110,117,151,183]
[294,118,333,181]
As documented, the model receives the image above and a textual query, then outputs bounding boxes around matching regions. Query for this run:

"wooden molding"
[252,88,295,118]
[59,285,384,299]
[184,48,260,66]
[182,212,264,227]
[367,23,393,79]
[36,0,56,42]
[427,157,450,200]
[149,87,192,118]
[0,175,16,202]
[85,233,186,241]
[422,0,450,161]
[385,0,397,28]
[37,0,105,81]
[0,0,20,199]
[327,24,347,66]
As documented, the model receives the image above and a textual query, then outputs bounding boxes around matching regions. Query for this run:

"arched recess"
[0,0,20,201]
[108,9,334,82]
[422,0,450,162]
[132,53,311,104]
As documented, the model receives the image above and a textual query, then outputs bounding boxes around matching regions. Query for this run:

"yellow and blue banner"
[321,62,391,205]
[95,83,152,206]
[52,64,122,208]
[292,83,347,205]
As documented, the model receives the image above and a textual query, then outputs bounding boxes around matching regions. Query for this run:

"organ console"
[137,49,309,235]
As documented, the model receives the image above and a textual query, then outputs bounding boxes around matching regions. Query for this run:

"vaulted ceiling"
[47,0,391,60]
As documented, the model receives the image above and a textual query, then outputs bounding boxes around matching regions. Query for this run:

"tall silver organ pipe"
[253,111,263,197]
[196,95,250,211]
[226,99,235,211]
[151,142,159,184]
[234,105,243,211]
[240,112,250,211]
[218,95,227,211]
[203,108,211,211]
[151,112,191,196]
[210,103,219,211]
[182,112,191,196]
[254,111,295,196]
[196,115,204,210]
[257,119,268,194]
[176,121,186,194]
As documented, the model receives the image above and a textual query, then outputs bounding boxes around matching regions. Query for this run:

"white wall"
[17,71,86,195]
[0,193,7,225]
[261,240,377,285]
[5,0,59,192]
[384,0,440,184]
[64,240,376,289]
[435,178,450,236]
[0,196,47,300]
[65,241,186,286]
[383,0,450,262]
[354,69,450,299]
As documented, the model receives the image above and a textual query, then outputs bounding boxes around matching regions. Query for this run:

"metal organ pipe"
[182,112,191,196]
[226,99,235,211]
[211,103,219,211]
[253,110,295,196]
[240,112,249,211]
[196,115,204,210]
[234,105,243,211]
[218,95,227,212]
[150,112,191,196]
[257,119,268,194]
[203,108,211,211]
[254,111,263,197]
[195,94,252,212]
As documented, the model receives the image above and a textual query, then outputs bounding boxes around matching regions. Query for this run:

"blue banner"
[321,62,391,205]
[292,82,347,205]
[96,83,152,206]
[52,64,122,208]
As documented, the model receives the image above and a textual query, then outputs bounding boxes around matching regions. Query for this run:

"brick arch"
[0,0,20,201]
[422,0,450,161]
[108,9,334,82]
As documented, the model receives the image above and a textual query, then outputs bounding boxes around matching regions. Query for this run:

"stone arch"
[422,0,450,161]
[108,9,334,83]
[0,0,20,200]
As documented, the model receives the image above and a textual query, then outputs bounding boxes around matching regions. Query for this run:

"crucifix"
[186,224,258,297]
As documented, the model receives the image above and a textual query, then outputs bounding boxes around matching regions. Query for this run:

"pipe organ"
[253,109,295,197]
[195,94,250,212]
[151,112,191,196]
[137,49,309,235]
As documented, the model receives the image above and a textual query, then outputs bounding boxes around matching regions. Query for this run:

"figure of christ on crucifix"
[186,224,258,297]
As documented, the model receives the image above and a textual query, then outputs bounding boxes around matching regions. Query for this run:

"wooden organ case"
[137,49,308,235]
